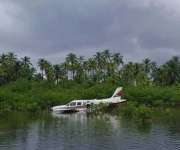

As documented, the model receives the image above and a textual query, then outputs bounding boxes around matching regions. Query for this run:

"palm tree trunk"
[41,70,44,80]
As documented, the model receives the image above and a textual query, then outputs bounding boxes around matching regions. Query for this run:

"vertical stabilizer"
[111,87,123,98]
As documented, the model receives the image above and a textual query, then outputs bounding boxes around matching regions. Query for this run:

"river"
[0,110,180,150]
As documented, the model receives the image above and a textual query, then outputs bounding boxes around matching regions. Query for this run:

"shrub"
[120,102,137,118]
[124,86,180,107]
[0,79,179,112]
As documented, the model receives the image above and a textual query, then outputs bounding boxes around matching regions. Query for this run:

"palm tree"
[14,61,22,80]
[112,53,123,76]
[82,60,89,80]
[0,53,45,82]
[162,56,180,85]
[120,62,147,86]
[103,50,111,62]
[120,62,135,86]
[94,52,103,69]
[38,58,47,80]
[94,52,104,82]
[5,52,17,81]
[102,50,111,77]
[19,56,34,79]
[7,52,17,62]
[21,56,32,66]
[143,58,157,80]
[75,56,85,82]
[43,60,54,81]
[87,58,96,80]
[60,63,68,80]
[0,53,7,64]
[65,53,78,80]
[113,53,123,66]
[53,64,60,84]
[0,53,7,83]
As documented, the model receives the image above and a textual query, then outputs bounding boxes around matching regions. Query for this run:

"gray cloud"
[0,0,180,64]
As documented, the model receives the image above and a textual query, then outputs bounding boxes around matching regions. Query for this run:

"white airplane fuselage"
[51,87,126,113]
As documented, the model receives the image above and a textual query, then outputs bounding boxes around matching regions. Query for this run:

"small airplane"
[51,87,126,113]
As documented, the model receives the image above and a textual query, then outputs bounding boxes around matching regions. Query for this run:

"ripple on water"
[0,112,180,150]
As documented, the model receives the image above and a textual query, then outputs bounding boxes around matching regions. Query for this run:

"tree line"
[0,50,180,86]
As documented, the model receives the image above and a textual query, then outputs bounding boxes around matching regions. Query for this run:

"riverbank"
[0,79,180,112]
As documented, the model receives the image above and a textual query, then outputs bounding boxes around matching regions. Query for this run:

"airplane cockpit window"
[69,102,76,106]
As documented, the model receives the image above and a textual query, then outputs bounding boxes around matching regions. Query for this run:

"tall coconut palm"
[20,56,34,79]
[94,52,104,81]
[5,52,18,81]
[61,62,68,79]
[82,60,89,80]
[0,53,7,64]
[38,58,47,80]
[112,53,123,76]
[53,64,60,84]
[103,50,111,62]
[142,58,154,82]
[0,54,7,83]
[14,60,22,80]
[120,62,146,86]
[113,53,123,66]
[7,52,17,62]
[75,56,85,82]
[120,62,135,85]
[87,58,96,80]
[94,52,103,69]
[60,63,68,80]
[21,56,32,66]
[161,56,180,85]
[102,50,111,77]
[0,52,19,82]
[43,60,54,81]
[65,53,78,80]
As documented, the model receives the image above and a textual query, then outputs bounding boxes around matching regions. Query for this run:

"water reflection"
[52,112,121,130]
[0,111,179,150]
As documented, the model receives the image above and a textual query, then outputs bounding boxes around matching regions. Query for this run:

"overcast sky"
[0,0,180,65]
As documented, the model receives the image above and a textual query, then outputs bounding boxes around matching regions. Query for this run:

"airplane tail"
[111,87,123,98]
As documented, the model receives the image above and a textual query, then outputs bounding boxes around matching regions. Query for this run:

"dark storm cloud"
[0,0,180,64]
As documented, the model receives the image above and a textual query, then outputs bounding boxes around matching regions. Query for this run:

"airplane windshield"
[67,102,76,106]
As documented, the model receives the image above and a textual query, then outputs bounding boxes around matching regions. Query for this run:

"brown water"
[0,110,180,150]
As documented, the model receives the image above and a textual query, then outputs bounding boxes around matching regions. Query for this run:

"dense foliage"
[1,50,180,86]
[0,50,180,112]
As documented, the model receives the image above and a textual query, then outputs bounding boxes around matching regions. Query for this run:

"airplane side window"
[77,102,82,106]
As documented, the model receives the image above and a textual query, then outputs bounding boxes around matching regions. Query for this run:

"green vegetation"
[119,102,152,121]
[0,50,179,113]
[0,80,117,112]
